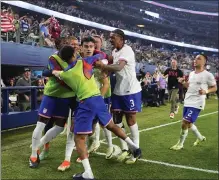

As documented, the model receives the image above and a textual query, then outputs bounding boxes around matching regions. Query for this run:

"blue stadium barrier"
[1,86,44,130]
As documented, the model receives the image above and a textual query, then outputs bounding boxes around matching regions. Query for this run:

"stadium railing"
[1,86,44,130]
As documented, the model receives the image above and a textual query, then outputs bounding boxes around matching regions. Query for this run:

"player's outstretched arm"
[95,60,126,72]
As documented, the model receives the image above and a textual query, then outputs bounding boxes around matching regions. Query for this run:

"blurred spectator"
[15,68,31,111]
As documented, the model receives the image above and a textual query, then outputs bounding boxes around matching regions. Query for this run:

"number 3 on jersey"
[130,99,135,108]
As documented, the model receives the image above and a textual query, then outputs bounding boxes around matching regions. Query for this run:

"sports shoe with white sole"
[116,150,130,162]
[88,141,100,153]
[170,143,183,150]
[193,136,206,146]
[105,146,114,159]
[170,113,175,119]
[125,155,137,164]
[58,160,70,171]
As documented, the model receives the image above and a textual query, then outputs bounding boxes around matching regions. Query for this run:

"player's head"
[68,36,79,52]
[60,45,77,63]
[55,37,69,50]
[93,35,102,51]
[194,54,207,69]
[171,58,177,69]
[81,36,96,57]
[110,29,125,49]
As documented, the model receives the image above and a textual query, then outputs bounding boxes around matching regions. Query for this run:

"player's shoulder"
[122,44,133,52]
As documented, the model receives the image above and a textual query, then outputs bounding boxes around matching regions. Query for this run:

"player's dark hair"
[81,36,96,45]
[200,54,208,62]
[55,37,68,50]
[60,45,75,63]
[112,29,125,42]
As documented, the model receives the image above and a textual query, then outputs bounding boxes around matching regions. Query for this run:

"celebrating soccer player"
[95,29,142,164]
[170,54,217,150]
[29,37,78,168]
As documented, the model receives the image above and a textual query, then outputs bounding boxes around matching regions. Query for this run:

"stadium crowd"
[23,0,218,48]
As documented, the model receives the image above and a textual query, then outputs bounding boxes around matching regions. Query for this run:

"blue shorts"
[104,97,111,111]
[111,91,142,113]
[183,107,201,123]
[38,95,77,118]
[93,97,111,124]
[73,96,112,134]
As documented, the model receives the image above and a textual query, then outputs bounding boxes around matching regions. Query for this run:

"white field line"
[100,111,218,143]
[97,111,218,174]
[95,152,219,174]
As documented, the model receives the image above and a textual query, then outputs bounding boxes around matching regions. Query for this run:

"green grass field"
[2,98,218,180]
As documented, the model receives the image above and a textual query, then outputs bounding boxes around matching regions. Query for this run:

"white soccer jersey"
[184,70,216,110]
[112,44,141,95]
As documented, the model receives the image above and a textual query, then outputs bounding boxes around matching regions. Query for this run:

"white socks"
[81,158,94,179]
[94,123,100,142]
[179,129,188,146]
[129,123,139,148]
[116,123,128,151]
[190,124,203,140]
[124,137,138,151]
[38,125,64,148]
[65,132,75,162]
[31,121,46,157]
[103,128,113,147]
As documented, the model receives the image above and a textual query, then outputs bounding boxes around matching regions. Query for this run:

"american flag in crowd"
[49,16,61,39]
[1,12,15,32]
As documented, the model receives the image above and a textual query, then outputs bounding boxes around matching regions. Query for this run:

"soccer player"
[87,35,114,159]
[39,37,78,161]
[29,37,78,168]
[52,45,142,180]
[95,29,142,164]
[170,54,217,150]
[164,58,183,119]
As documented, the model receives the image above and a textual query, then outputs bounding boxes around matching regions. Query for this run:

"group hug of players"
[28,29,217,180]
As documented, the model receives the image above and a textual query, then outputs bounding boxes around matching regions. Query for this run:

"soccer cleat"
[193,136,206,146]
[73,173,95,180]
[170,143,183,150]
[39,150,49,161]
[125,155,137,164]
[174,106,180,114]
[58,160,70,171]
[105,146,114,160]
[116,150,130,162]
[133,148,142,159]
[170,113,175,119]
[29,154,40,168]
[87,141,100,153]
